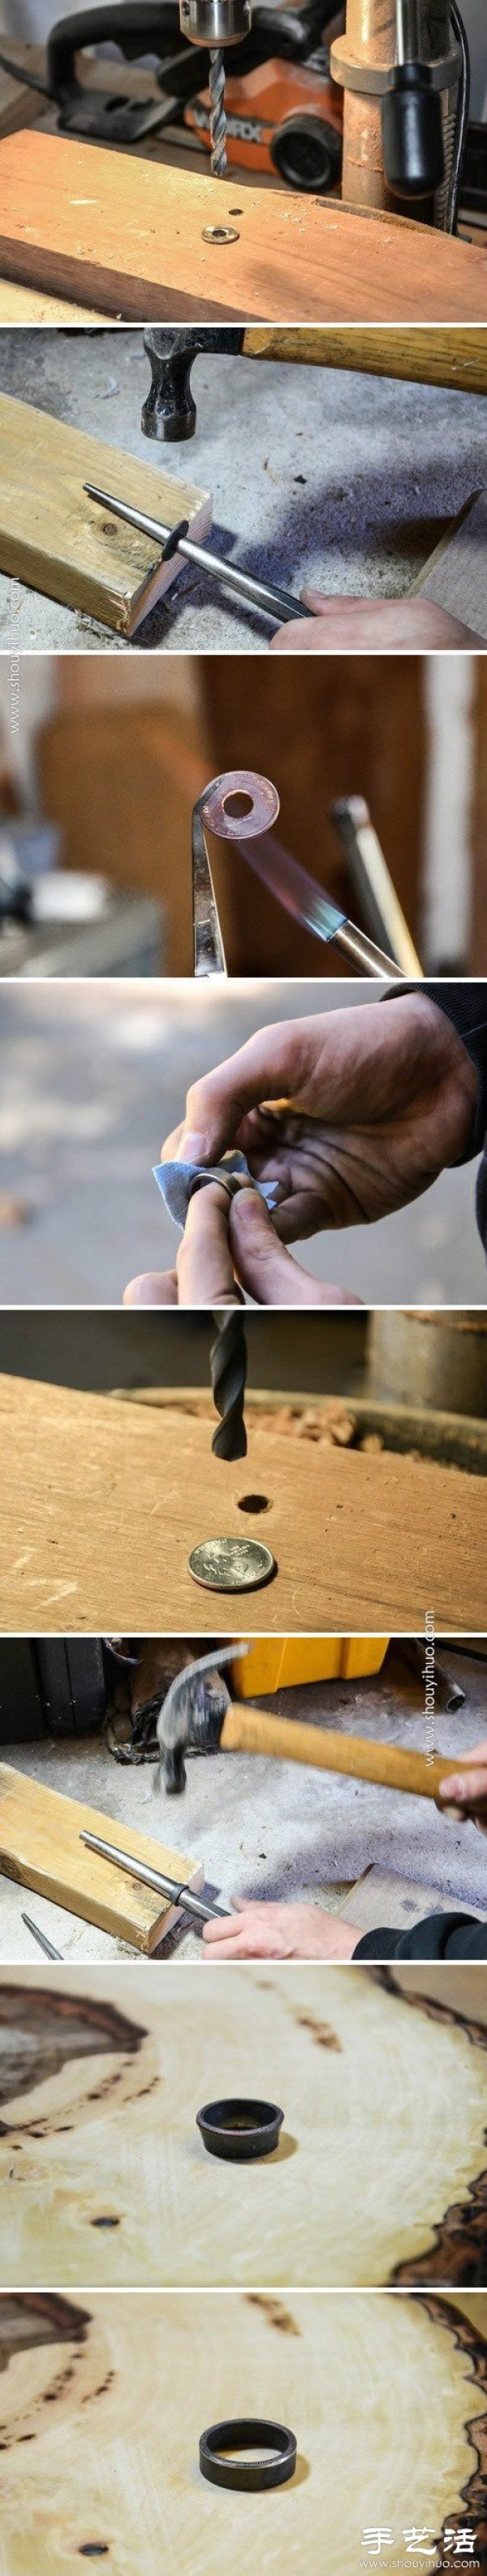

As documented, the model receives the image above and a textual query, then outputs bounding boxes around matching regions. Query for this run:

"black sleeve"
[353,1911,487,1960]
[386,980,487,1255]
[422,984,487,1158]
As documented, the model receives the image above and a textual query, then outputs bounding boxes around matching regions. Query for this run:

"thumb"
[177,1024,302,1167]
[230,1188,361,1306]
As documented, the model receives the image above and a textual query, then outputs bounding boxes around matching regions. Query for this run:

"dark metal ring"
[199,2418,297,2491]
[187,1170,242,1206]
[161,517,190,562]
[196,2096,284,2162]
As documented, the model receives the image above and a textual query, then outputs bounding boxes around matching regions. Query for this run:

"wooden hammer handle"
[221,1705,459,1802]
[242,327,487,399]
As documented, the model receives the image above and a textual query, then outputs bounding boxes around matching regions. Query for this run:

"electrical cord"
[447,0,470,232]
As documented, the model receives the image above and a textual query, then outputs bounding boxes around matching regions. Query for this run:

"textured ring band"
[188,1171,240,1206]
[199,2418,297,2491]
[196,2096,284,2162]
[188,1170,256,1205]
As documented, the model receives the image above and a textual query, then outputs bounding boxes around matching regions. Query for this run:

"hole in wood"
[222,790,254,819]
[237,1493,269,1513]
[90,2216,120,2229]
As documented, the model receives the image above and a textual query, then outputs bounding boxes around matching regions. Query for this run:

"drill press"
[330,0,468,224]
[178,0,252,171]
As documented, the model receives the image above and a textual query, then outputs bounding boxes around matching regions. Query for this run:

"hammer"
[142,325,487,441]
[157,1652,467,1805]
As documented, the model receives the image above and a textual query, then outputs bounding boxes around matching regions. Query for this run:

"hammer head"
[157,1643,248,1790]
[142,328,244,442]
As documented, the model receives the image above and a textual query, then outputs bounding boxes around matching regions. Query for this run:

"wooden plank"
[409,487,487,641]
[2,1963,487,2291]
[0,129,485,323]
[0,392,212,637]
[342,1863,487,1935]
[0,2287,485,2574]
[0,1372,485,1634]
[0,1764,202,1953]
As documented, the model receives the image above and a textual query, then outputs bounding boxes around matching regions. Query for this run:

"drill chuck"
[179,0,250,43]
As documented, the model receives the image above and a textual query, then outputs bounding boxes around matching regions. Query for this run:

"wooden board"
[0,131,486,323]
[2,1963,487,2291]
[0,392,212,637]
[0,1372,485,1634]
[0,1764,202,1953]
[410,487,487,642]
[0,2287,485,2574]
[341,1864,487,1937]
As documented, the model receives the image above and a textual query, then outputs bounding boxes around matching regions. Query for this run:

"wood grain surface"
[243,324,487,395]
[0,1765,202,1950]
[0,2288,485,2575]
[1,1964,487,2291]
[410,489,487,641]
[0,131,486,322]
[341,1864,487,1938]
[0,393,212,635]
[0,1373,484,1634]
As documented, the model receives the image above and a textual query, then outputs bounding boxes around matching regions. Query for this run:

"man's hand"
[123,993,477,1305]
[437,1737,487,1834]
[202,1898,358,1959]
[270,595,483,653]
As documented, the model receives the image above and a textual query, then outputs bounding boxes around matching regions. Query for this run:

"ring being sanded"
[199,2418,297,2490]
[196,2096,284,2162]
[153,1150,278,1230]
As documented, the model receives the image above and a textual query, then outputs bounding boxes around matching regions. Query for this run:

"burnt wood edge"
[0,1982,147,2124]
[419,2292,487,2567]
[366,1968,487,2289]
[0,1983,146,2049]
[0,2292,92,2420]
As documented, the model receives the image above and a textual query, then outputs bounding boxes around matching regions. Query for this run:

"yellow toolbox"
[231,1639,390,1695]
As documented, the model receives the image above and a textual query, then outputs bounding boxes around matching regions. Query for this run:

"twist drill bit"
[209,46,227,174]
[210,1314,248,1459]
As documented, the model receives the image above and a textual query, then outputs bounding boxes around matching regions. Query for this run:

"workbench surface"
[0,1370,485,1634]
[0,2288,485,2574]
[2,1962,487,2289]
[2,1647,487,1964]
[2,331,486,652]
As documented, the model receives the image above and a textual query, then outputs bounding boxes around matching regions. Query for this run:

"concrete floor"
[2,1647,486,1963]
[1,331,487,652]
[0,980,485,1306]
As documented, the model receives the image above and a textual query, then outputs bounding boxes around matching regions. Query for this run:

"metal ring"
[199,2418,297,2491]
[187,1169,246,1206]
[199,769,280,842]
[196,2096,284,2162]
